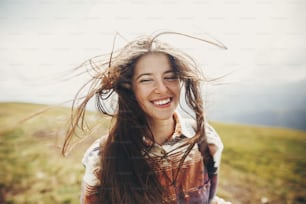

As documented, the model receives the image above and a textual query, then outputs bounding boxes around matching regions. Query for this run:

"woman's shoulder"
[178,114,224,168]
[81,135,108,186]
[177,112,221,140]
[82,138,102,168]
[82,135,109,167]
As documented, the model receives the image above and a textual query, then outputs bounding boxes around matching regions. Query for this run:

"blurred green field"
[0,102,305,204]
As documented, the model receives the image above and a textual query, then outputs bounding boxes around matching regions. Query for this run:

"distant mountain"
[206,78,306,131]
[209,109,306,130]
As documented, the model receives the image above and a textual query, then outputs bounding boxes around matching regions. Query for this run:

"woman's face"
[132,52,181,122]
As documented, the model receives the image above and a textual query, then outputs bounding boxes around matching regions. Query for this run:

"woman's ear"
[119,82,132,90]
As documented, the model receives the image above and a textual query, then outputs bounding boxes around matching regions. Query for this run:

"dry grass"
[0,102,305,204]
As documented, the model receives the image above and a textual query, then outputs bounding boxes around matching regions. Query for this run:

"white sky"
[0,0,305,105]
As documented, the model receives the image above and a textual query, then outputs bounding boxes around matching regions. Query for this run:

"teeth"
[153,98,171,105]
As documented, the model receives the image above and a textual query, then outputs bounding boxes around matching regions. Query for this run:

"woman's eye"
[165,75,178,81]
[139,78,153,83]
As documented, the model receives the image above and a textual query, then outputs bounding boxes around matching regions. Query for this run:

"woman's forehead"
[133,53,173,75]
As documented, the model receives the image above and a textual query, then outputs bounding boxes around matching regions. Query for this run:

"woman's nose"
[154,80,168,94]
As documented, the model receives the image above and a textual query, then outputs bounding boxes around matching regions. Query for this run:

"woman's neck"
[148,116,175,145]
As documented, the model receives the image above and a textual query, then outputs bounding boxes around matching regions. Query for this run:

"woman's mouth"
[152,98,171,106]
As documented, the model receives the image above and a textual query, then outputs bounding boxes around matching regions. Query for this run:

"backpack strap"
[191,120,223,200]
[186,118,222,201]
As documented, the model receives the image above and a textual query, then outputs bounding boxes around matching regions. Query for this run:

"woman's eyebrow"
[164,70,176,74]
[135,69,175,80]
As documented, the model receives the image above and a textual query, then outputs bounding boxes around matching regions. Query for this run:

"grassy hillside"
[213,122,306,204]
[0,102,305,204]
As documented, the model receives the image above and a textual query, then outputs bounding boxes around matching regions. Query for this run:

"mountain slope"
[0,102,305,204]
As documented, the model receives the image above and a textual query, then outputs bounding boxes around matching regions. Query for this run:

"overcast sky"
[0,0,305,105]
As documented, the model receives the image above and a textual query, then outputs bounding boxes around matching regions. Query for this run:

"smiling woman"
[132,53,181,135]
[62,32,230,204]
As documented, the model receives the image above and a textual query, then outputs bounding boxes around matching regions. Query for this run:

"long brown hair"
[62,32,226,203]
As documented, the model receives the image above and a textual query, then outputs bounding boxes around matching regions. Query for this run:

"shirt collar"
[142,112,196,146]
